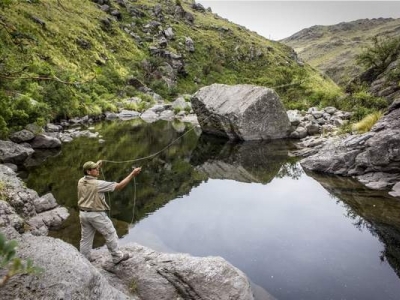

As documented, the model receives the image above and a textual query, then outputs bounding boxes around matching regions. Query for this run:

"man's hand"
[96,160,103,168]
[131,167,142,177]
[115,167,142,191]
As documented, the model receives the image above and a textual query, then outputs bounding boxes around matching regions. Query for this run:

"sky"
[196,1,400,40]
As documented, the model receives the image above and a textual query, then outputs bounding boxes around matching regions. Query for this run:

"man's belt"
[79,208,106,212]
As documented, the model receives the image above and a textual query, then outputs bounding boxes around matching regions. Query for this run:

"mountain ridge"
[281,17,400,86]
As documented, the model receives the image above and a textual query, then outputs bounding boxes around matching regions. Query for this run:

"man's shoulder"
[78,176,98,183]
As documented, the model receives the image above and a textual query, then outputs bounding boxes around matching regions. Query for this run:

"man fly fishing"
[77,160,141,264]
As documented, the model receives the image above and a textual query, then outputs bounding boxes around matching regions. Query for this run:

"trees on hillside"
[357,36,400,73]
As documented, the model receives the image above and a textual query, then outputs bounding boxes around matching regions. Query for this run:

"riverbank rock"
[1,224,254,300]
[29,133,62,149]
[0,140,34,164]
[0,226,133,300]
[191,84,291,140]
[300,99,400,196]
[93,244,254,300]
[0,164,69,232]
[287,107,352,139]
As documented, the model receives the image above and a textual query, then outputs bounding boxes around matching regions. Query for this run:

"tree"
[357,36,400,72]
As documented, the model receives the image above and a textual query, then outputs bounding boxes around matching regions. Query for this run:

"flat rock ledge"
[0,164,254,300]
[92,244,254,300]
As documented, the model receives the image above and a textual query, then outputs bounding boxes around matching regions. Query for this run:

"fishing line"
[100,119,201,223]
[99,70,324,222]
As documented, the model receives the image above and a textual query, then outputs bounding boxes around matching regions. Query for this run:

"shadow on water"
[305,170,400,279]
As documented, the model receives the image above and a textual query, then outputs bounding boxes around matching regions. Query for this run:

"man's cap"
[83,161,99,171]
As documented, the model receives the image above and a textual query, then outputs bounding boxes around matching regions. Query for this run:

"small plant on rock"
[0,232,43,287]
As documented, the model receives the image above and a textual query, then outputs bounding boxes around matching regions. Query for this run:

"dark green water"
[24,119,400,300]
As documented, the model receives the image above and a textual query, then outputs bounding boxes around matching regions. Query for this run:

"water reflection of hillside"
[305,171,400,279]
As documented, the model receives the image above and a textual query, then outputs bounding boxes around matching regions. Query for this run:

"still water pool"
[24,119,400,300]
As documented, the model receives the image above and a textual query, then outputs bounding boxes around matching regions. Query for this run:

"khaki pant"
[79,211,123,263]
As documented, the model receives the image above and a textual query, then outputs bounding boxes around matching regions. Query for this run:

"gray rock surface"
[27,207,69,235]
[29,134,62,149]
[9,129,35,143]
[0,165,69,229]
[0,227,133,300]
[191,84,291,140]
[300,99,400,196]
[93,244,254,300]
[33,192,58,213]
[0,140,34,164]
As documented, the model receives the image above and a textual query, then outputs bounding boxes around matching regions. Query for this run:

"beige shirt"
[77,176,117,211]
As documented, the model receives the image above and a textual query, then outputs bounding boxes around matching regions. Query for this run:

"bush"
[337,88,387,121]
[357,36,400,72]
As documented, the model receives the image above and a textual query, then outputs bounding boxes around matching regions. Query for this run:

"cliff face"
[281,18,400,88]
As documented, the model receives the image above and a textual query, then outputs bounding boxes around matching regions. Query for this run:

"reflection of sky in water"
[121,172,400,300]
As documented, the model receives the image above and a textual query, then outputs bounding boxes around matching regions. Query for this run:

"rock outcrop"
[0,165,70,233]
[300,99,400,197]
[1,226,133,300]
[191,84,291,141]
[93,244,253,300]
[0,140,34,165]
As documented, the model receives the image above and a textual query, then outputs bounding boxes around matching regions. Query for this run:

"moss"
[0,181,7,201]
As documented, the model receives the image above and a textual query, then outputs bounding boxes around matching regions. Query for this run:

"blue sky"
[196,1,400,40]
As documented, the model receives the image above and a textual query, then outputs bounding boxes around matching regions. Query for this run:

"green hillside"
[281,18,400,86]
[0,0,341,137]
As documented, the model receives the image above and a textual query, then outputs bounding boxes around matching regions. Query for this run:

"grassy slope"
[0,0,341,135]
[281,18,400,86]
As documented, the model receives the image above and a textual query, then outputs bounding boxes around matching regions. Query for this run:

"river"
[23,119,400,300]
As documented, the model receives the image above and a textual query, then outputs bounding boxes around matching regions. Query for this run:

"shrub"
[337,88,387,121]
[357,36,400,72]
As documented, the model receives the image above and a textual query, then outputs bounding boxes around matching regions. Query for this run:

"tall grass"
[352,111,383,133]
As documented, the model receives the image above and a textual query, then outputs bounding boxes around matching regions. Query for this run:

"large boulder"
[29,134,62,149]
[9,129,35,143]
[191,84,291,140]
